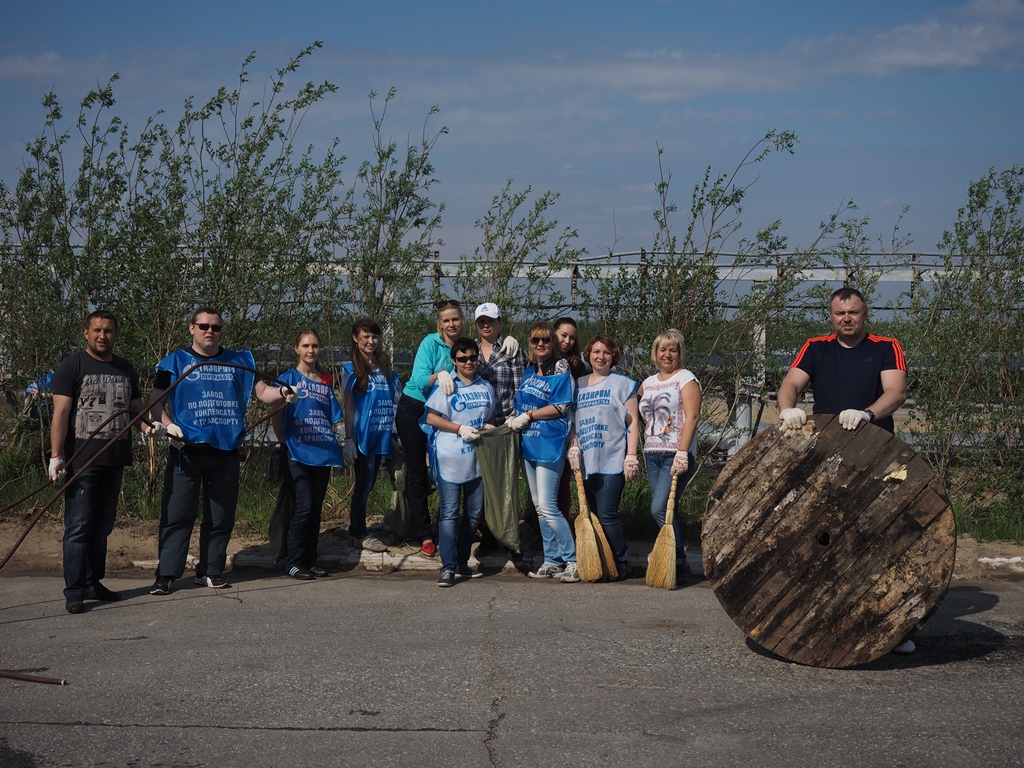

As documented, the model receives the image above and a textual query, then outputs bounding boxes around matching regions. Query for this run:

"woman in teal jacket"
[395,299,466,555]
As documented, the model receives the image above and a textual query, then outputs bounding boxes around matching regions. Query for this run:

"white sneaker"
[194,575,230,589]
[559,562,581,583]
[360,535,389,552]
[893,639,916,654]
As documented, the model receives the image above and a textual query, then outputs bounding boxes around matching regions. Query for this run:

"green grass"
[953,498,1024,545]
[3,431,1020,546]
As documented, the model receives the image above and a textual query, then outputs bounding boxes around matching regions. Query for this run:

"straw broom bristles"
[646,475,679,590]
[573,467,606,582]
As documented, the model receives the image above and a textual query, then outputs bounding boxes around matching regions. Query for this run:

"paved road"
[2,571,1023,767]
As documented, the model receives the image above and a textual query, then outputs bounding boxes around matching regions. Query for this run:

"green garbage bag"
[383,442,420,543]
[474,425,521,553]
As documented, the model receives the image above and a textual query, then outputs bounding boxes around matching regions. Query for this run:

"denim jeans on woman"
[644,450,696,555]
[437,476,484,573]
[582,472,629,573]
[523,457,576,567]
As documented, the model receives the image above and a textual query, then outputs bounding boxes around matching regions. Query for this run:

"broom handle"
[665,475,679,528]
[573,466,591,520]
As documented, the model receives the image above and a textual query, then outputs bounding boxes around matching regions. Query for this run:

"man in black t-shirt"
[776,287,915,654]
[777,287,907,434]
[49,311,156,614]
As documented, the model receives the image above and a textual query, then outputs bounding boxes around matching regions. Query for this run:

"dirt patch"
[2,511,1023,582]
[0,512,268,577]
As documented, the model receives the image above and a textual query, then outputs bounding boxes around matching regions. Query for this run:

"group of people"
[47,287,907,646]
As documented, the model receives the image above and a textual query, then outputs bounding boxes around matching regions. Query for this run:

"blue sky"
[1,0,1021,260]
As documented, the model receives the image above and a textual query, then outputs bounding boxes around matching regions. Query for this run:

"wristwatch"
[864,409,875,422]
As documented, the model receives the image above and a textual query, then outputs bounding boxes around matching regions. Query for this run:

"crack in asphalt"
[0,720,488,733]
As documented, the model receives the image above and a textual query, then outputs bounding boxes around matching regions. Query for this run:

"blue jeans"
[157,446,240,579]
[582,472,628,572]
[645,451,695,554]
[62,464,123,599]
[286,458,331,571]
[437,477,484,573]
[349,450,385,540]
[523,457,576,567]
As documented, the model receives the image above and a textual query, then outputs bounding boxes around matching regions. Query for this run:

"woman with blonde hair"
[395,299,466,556]
[637,328,701,576]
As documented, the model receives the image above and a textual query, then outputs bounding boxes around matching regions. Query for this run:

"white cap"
[474,302,501,320]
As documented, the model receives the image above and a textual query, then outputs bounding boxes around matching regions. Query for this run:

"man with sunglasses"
[148,307,294,595]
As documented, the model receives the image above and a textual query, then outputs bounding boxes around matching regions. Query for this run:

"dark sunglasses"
[455,354,479,363]
[436,299,461,310]
[530,336,551,345]
[196,323,222,333]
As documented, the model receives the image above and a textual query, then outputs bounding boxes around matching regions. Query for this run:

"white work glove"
[508,412,531,432]
[343,438,358,466]
[436,370,455,395]
[144,421,167,439]
[500,336,520,358]
[671,450,689,477]
[458,424,480,443]
[839,409,871,430]
[280,385,299,404]
[624,455,640,482]
[779,408,807,430]
[166,423,185,449]
[567,444,581,471]
[48,456,66,484]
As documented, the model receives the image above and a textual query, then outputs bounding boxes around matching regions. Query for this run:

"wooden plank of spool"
[701,413,956,668]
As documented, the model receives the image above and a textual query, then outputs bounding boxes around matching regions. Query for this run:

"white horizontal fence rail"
[407,250,989,313]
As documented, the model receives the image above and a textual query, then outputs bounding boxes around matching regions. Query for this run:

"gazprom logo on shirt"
[578,388,611,409]
[520,381,550,399]
[185,363,234,382]
[451,390,491,413]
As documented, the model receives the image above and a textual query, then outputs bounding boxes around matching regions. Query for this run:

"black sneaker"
[65,597,85,614]
[194,575,230,589]
[458,567,484,579]
[308,565,329,577]
[150,577,173,596]
[288,566,315,581]
[437,570,456,588]
[86,582,122,601]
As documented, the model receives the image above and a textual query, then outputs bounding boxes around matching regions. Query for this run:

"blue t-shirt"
[514,368,574,463]
[278,368,344,467]
[421,375,496,484]
[342,362,401,458]
[155,348,256,451]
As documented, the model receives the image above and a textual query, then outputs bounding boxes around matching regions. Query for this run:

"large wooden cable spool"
[701,414,956,668]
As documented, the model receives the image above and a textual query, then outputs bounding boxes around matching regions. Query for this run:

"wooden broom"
[573,467,618,581]
[572,467,605,582]
[646,475,679,590]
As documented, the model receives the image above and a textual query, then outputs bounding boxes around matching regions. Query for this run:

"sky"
[1,0,1021,263]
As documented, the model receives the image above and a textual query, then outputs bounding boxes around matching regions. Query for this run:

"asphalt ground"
[2,567,1024,768]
